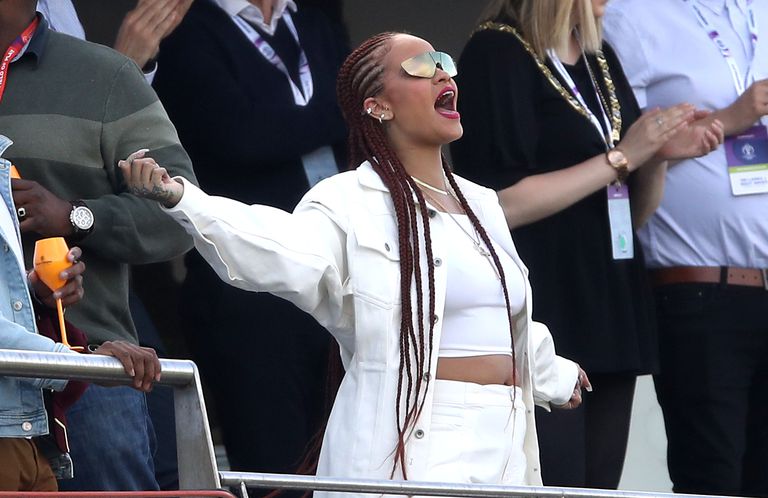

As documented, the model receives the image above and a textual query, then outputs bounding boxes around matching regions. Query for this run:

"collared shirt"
[604,0,768,269]
[215,0,297,35]
[35,0,85,40]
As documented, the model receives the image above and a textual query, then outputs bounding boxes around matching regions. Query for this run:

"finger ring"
[17,207,26,219]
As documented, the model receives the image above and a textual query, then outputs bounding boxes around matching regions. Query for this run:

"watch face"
[608,149,628,167]
[72,206,94,231]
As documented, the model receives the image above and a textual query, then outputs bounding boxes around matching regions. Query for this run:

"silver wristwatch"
[69,200,94,238]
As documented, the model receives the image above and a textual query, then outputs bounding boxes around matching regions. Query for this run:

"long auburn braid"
[336,33,516,478]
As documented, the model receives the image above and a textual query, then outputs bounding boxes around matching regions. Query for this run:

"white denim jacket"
[166,161,578,493]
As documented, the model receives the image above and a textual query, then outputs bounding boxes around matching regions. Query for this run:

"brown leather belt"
[649,266,768,290]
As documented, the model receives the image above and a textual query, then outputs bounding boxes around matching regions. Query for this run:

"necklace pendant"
[611,129,621,145]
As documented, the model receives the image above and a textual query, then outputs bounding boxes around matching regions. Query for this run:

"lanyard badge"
[685,0,767,196]
[607,184,634,260]
[549,48,635,260]
[725,125,768,195]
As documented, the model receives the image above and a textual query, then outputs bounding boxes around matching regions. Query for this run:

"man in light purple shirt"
[604,0,768,495]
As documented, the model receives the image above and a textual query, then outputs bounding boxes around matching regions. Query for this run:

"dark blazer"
[154,0,349,210]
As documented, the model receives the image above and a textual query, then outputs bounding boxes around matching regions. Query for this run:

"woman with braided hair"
[119,32,586,491]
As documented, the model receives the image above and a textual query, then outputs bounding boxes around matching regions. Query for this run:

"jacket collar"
[356,160,489,202]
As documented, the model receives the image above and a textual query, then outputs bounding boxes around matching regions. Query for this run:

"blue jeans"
[57,385,159,491]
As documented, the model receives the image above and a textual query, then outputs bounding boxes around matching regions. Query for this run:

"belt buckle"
[763,269,768,291]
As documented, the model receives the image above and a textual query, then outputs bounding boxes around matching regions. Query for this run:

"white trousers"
[425,379,527,485]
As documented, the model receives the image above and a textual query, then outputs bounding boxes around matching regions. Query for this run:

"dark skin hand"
[92,341,162,392]
[28,246,85,307]
[11,179,72,236]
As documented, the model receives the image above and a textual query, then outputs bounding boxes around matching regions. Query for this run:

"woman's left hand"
[555,367,592,410]
[656,111,725,161]
[29,246,85,308]
[118,149,184,208]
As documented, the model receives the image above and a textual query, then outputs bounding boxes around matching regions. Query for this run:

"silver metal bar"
[219,472,736,498]
[0,348,219,489]
[174,364,221,489]
[0,348,195,385]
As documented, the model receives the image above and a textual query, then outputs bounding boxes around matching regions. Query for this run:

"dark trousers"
[535,373,636,489]
[653,283,768,497]
[182,257,332,494]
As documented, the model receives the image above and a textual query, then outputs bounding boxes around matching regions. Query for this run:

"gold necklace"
[476,21,622,145]
[410,175,448,196]
[419,186,501,280]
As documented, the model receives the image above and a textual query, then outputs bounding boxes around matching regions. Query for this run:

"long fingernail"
[586,386,593,392]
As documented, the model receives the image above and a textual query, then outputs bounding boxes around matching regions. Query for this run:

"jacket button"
[434,258,442,267]
[432,314,439,324]
[414,429,425,439]
[428,209,437,218]
[384,243,390,252]
[21,421,32,432]
[12,300,23,311]
[423,372,431,381]
[2,244,7,252]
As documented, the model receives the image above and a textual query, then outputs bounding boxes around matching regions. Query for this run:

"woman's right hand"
[118,149,184,208]
[617,103,695,170]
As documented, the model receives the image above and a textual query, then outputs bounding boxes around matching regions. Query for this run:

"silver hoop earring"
[366,108,373,115]
[378,112,385,124]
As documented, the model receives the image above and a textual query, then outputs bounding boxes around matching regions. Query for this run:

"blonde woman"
[451,0,724,489]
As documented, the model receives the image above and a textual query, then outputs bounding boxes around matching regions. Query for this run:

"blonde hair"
[479,0,603,57]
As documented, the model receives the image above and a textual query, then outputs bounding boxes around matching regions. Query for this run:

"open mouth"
[434,88,459,119]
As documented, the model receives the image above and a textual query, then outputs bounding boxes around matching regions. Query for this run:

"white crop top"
[438,214,526,358]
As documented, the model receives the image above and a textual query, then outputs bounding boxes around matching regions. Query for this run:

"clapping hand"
[114,0,193,69]
[118,149,184,208]
[657,110,725,161]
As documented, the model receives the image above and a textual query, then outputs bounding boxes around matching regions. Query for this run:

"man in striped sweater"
[0,0,197,491]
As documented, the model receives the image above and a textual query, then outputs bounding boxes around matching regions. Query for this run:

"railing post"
[175,364,220,489]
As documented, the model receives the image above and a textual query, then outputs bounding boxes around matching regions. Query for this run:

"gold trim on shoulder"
[475,21,622,145]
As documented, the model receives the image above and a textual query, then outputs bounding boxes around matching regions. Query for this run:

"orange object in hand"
[34,237,70,291]
[9,165,20,179]
[33,238,81,350]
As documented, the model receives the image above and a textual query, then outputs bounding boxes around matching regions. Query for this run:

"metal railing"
[0,349,742,498]
[219,472,737,498]
[0,348,219,490]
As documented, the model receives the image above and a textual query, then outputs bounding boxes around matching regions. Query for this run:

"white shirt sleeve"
[528,321,579,409]
[165,179,350,333]
[603,4,652,109]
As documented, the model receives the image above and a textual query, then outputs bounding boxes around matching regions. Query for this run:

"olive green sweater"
[0,20,198,344]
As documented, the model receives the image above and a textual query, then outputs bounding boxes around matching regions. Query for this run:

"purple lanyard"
[233,12,313,106]
[685,0,758,95]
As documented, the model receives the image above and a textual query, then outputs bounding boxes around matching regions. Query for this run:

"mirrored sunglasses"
[400,51,458,78]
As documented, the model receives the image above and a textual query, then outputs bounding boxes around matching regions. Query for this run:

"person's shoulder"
[604,0,661,30]
[46,30,131,70]
[463,21,529,58]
